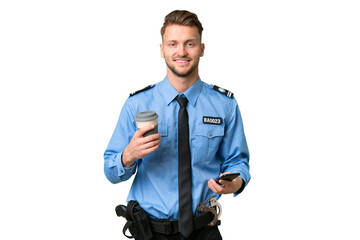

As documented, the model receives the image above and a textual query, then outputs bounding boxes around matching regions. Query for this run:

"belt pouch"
[127,200,153,240]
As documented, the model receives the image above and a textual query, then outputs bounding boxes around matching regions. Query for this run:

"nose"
[177,45,188,57]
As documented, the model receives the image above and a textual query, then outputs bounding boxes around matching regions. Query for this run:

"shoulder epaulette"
[212,85,234,98]
[129,85,154,97]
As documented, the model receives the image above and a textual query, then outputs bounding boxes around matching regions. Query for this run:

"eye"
[168,42,177,47]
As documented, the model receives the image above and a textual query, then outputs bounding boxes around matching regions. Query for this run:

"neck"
[166,69,199,93]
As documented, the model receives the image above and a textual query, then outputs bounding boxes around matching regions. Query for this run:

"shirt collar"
[182,77,202,107]
[161,76,203,106]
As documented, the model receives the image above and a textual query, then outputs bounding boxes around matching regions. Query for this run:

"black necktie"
[176,96,194,237]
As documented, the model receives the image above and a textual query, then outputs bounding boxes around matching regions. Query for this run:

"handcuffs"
[197,196,222,226]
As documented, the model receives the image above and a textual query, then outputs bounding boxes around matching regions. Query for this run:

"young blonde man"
[104,10,250,240]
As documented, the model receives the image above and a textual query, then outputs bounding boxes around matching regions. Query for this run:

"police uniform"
[104,76,250,228]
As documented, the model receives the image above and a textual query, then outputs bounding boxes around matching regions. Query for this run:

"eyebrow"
[166,39,197,44]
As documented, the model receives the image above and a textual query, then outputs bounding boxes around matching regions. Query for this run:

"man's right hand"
[122,125,161,168]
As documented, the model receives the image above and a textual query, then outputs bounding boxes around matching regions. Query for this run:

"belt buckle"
[169,220,179,234]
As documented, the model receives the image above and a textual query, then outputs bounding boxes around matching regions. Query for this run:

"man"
[104,10,250,240]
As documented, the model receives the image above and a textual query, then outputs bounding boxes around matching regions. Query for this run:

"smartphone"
[215,173,240,184]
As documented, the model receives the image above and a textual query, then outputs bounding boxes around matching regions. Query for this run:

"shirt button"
[120,170,124,173]
[209,133,212,137]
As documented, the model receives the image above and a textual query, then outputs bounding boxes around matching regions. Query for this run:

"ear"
[160,43,164,58]
[200,43,205,57]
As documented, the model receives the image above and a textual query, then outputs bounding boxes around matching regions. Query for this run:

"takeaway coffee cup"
[134,111,158,137]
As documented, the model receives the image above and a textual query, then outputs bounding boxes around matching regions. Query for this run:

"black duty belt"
[149,212,221,235]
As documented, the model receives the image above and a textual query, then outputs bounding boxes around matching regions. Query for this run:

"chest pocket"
[193,124,224,163]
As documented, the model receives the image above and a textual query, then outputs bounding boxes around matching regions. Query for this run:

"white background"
[1,0,359,239]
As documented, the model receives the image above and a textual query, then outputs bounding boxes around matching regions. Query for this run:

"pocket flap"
[195,125,224,138]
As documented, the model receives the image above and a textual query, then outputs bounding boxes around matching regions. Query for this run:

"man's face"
[161,24,205,78]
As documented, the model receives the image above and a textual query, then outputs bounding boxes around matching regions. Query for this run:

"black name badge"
[203,116,222,125]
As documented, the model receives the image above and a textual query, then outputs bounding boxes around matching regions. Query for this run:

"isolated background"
[1,0,359,239]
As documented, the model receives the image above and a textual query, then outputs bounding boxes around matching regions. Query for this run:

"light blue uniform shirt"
[104,77,250,219]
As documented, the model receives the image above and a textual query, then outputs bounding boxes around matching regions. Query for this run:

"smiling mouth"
[174,59,191,63]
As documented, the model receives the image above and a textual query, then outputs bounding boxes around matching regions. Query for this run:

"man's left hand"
[208,172,243,194]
